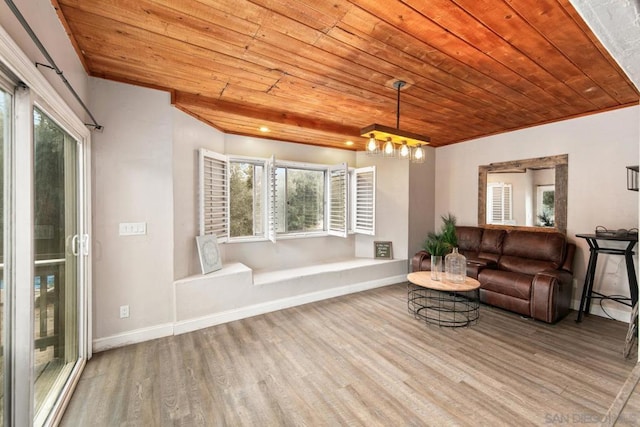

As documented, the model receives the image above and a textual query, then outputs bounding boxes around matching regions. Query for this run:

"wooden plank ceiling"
[53,0,640,150]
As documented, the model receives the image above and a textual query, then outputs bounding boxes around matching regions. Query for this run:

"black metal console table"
[575,233,638,323]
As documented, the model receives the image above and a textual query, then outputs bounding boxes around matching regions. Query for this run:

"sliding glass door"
[32,107,81,423]
[0,79,11,427]
[0,37,90,423]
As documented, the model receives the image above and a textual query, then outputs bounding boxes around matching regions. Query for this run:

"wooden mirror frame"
[478,154,568,234]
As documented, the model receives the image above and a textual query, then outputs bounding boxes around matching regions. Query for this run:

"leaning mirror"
[478,154,568,234]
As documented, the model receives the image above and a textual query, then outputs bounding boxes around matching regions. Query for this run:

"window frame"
[274,160,328,238]
[536,184,555,225]
[227,155,269,242]
[198,150,376,243]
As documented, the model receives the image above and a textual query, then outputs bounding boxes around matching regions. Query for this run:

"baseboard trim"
[92,323,174,353]
[92,275,407,350]
[173,274,407,335]
[571,298,632,323]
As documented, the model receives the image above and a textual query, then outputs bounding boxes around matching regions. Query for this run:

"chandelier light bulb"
[367,135,377,152]
[383,138,394,155]
[400,141,410,157]
[412,145,425,163]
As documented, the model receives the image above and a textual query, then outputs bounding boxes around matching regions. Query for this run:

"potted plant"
[423,214,457,280]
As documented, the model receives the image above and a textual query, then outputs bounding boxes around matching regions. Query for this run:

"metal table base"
[407,282,479,327]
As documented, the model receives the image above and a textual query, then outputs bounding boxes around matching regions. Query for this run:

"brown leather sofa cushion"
[480,289,531,317]
[502,231,566,266]
[456,226,483,252]
[478,228,506,262]
[479,269,533,300]
[499,256,558,276]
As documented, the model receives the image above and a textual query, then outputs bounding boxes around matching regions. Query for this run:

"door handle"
[71,234,79,256]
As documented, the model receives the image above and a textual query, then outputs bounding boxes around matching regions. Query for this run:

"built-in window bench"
[173,258,407,335]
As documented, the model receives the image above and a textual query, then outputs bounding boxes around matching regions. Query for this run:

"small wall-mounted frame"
[196,234,222,274]
[374,241,393,259]
[626,166,638,191]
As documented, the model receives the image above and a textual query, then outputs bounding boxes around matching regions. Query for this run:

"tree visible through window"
[229,162,263,238]
[199,149,376,241]
[537,185,555,227]
[276,167,324,233]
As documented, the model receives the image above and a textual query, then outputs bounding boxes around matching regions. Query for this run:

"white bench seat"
[253,258,406,287]
[173,258,407,335]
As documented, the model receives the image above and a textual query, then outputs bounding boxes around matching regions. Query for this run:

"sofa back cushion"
[478,228,506,262]
[456,226,483,252]
[499,231,566,275]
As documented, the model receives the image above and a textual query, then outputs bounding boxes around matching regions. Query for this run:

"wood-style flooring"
[61,283,637,426]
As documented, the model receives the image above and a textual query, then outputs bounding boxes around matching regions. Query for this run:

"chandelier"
[360,80,430,163]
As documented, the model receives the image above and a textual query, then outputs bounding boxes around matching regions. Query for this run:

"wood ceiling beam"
[174,91,361,137]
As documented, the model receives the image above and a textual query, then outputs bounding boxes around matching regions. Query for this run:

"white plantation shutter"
[353,166,376,235]
[267,154,277,243]
[328,163,348,237]
[487,182,512,224]
[503,184,512,221]
[199,149,229,241]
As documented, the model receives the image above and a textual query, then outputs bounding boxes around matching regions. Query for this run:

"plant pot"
[430,255,443,281]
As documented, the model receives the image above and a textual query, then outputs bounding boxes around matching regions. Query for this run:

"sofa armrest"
[411,250,431,272]
[530,270,573,323]
[465,257,496,280]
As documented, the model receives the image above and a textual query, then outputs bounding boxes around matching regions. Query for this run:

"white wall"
[90,78,174,339]
[436,106,640,321]
[409,147,437,257]
[355,152,410,260]
[172,110,225,279]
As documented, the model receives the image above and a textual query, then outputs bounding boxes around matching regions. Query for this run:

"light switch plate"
[119,222,147,236]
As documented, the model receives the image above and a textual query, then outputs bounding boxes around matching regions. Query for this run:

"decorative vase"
[430,255,443,281]
[445,247,467,283]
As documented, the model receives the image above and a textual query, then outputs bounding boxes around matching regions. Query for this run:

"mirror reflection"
[478,154,568,233]
[487,168,555,227]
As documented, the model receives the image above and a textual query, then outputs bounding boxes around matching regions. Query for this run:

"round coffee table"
[407,271,480,327]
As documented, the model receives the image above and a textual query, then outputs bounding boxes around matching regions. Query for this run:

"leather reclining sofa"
[411,226,576,323]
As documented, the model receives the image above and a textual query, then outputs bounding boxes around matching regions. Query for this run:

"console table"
[575,233,638,323]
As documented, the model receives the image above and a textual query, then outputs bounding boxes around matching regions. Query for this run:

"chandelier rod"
[393,80,406,131]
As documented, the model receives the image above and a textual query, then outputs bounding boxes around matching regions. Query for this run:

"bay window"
[199,149,375,242]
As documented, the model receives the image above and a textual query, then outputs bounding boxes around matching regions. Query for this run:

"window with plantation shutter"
[328,163,348,237]
[198,148,377,242]
[487,182,513,225]
[352,166,376,235]
[199,149,229,241]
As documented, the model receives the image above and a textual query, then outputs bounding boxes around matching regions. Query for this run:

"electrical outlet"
[119,305,129,318]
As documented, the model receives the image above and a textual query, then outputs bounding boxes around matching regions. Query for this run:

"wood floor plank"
[61,284,636,426]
